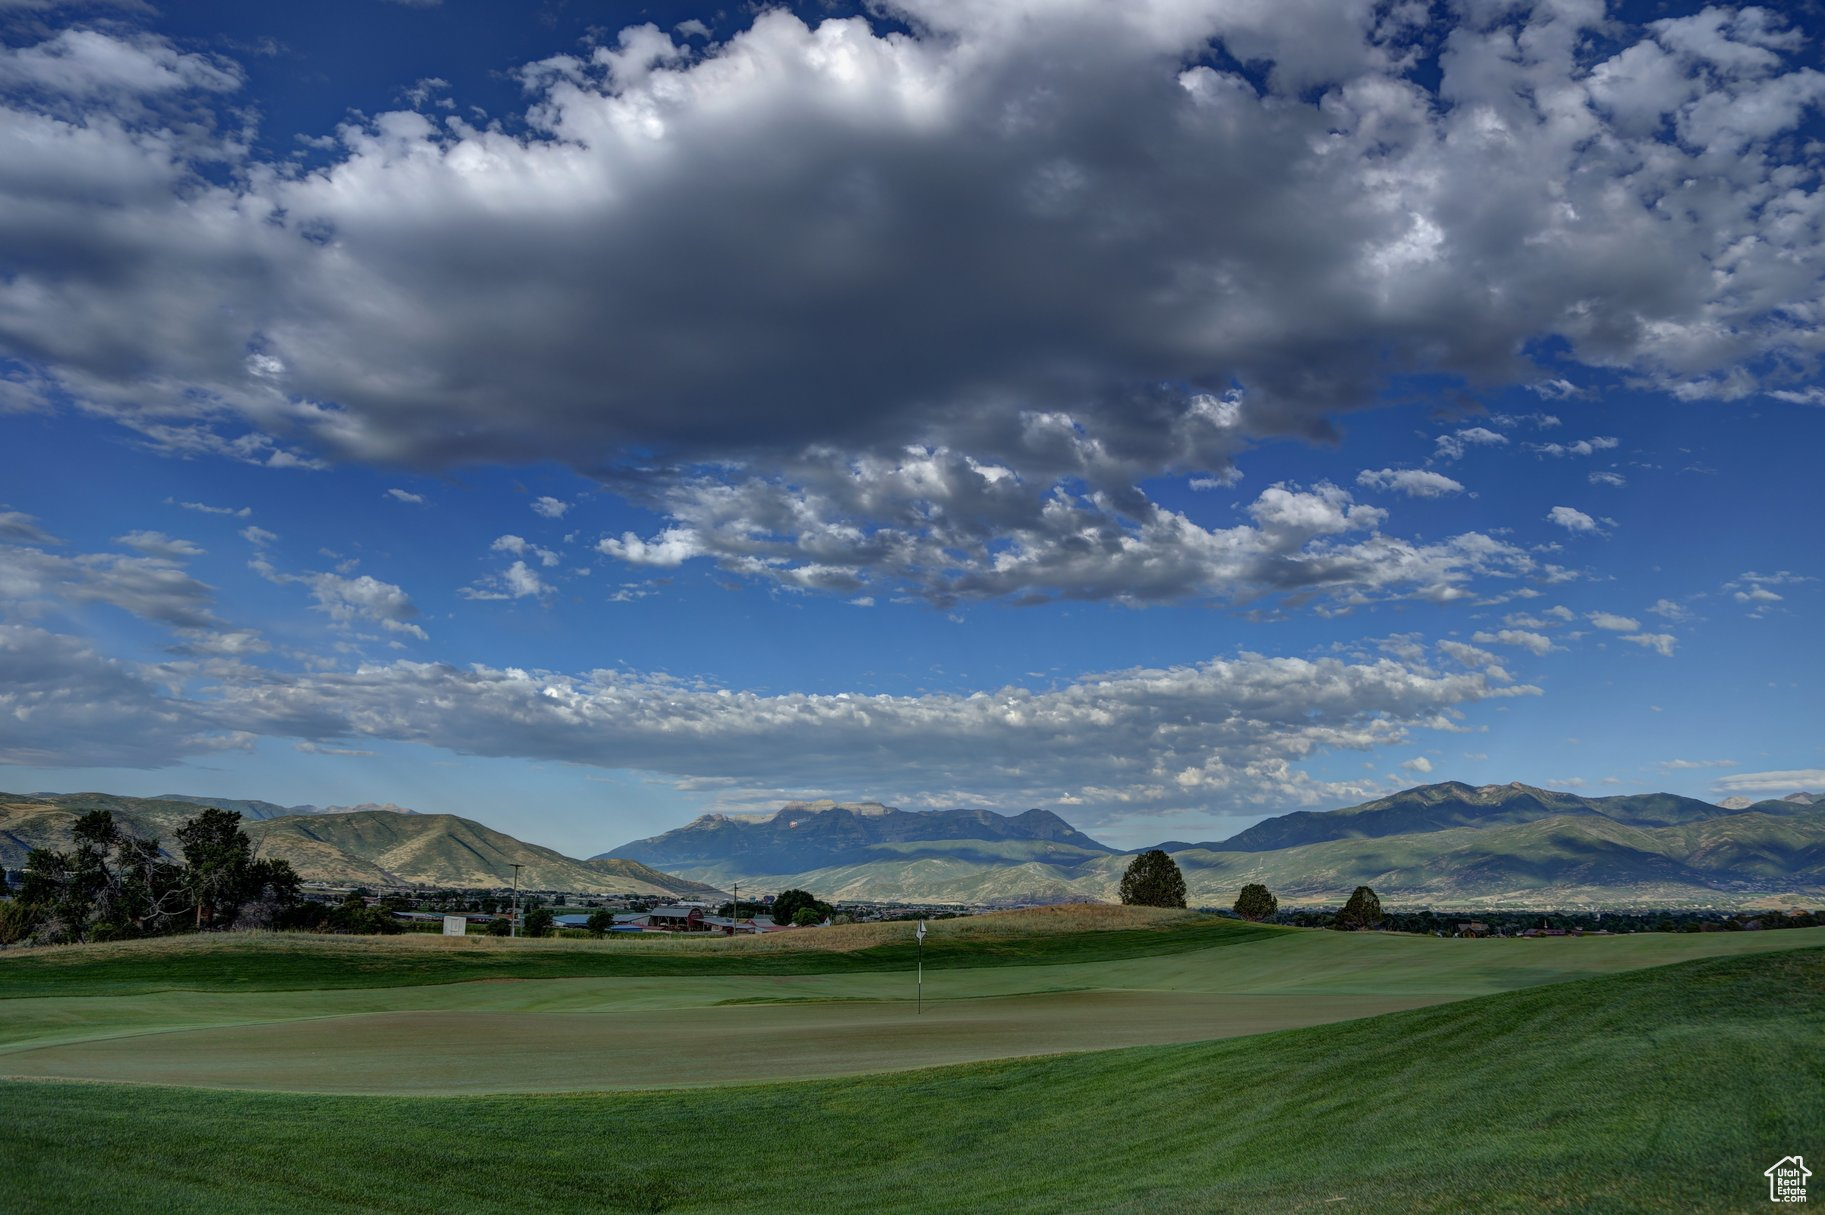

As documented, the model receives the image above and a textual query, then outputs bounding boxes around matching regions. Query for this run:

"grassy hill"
[1145,808,1825,905]
[244,810,723,896]
[148,793,316,820]
[1,792,202,870]
[0,915,1817,1212]
[0,793,718,898]
[601,801,1116,878]
[619,808,1825,908]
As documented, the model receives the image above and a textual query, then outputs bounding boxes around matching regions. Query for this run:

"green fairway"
[0,990,1447,1092]
[3,918,1820,1096]
[1,944,1818,1214]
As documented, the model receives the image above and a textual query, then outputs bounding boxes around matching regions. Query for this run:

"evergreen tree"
[1334,885,1383,930]
[18,811,185,942]
[13,809,289,944]
[177,808,254,929]
[1118,849,1187,908]
[0,891,40,945]
[1233,883,1278,922]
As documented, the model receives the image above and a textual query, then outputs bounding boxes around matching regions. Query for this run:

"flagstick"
[916,919,926,1015]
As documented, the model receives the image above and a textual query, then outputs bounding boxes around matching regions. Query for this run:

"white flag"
[916,920,926,942]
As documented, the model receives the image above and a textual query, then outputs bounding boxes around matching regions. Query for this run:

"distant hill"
[151,794,419,819]
[600,800,1116,882]
[6,792,217,851]
[596,784,1825,908]
[0,793,717,898]
[1142,809,1825,904]
[1191,782,1745,853]
[244,811,720,895]
[148,793,319,820]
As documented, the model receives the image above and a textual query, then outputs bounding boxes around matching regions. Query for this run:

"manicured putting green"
[4,948,1820,1214]
[0,988,1443,1092]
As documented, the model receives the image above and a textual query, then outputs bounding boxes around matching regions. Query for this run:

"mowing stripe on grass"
[0,989,1450,1093]
[1,946,1818,1214]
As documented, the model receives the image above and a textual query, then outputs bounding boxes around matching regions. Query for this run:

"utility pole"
[510,863,523,939]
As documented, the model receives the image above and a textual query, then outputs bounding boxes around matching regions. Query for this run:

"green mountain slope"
[1205,781,1735,852]
[1,793,203,869]
[630,789,1825,908]
[601,801,1116,876]
[0,793,717,898]
[148,794,315,820]
[15,783,1825,908]
[245,811,722,895]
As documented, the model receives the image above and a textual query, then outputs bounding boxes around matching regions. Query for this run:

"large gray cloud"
[0,623,247,766]
[0,1,1821,605]
[2,3,1821,461]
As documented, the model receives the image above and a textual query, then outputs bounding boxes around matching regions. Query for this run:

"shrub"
[0,898,41,946]
[1334,886,1383,930]
[1233,883,1278,922]
[771,888,829,926]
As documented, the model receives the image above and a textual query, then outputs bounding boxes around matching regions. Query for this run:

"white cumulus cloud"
[1547,506,1599,533]
[1355,468,1465,498]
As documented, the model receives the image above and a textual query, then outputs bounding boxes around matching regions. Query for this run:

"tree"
[770,888,828,926]
[791,907,824,927]
[176,808,254,929]
[1118,849,1186,908]
[585,908,615,938]
[19,844,87,944]
[1233,883,1278,922]
[11,808,284,944]
[16,811,183,943]
[0,897,39,947]
[233,858,303,930]
[523,907,555,937]
[327,889,400,935]
[1334,885,1383,931]
[113,835,188,937]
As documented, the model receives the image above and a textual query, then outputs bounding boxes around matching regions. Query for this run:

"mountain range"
[140,794,420,819]
[605,783,1825,908]
[0,792,718,898]
[5,783,1822,908]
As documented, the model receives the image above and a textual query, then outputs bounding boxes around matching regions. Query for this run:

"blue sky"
[0,0,1820,856]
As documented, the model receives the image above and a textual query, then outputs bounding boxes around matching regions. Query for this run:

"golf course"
[2,907,1820,1212]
